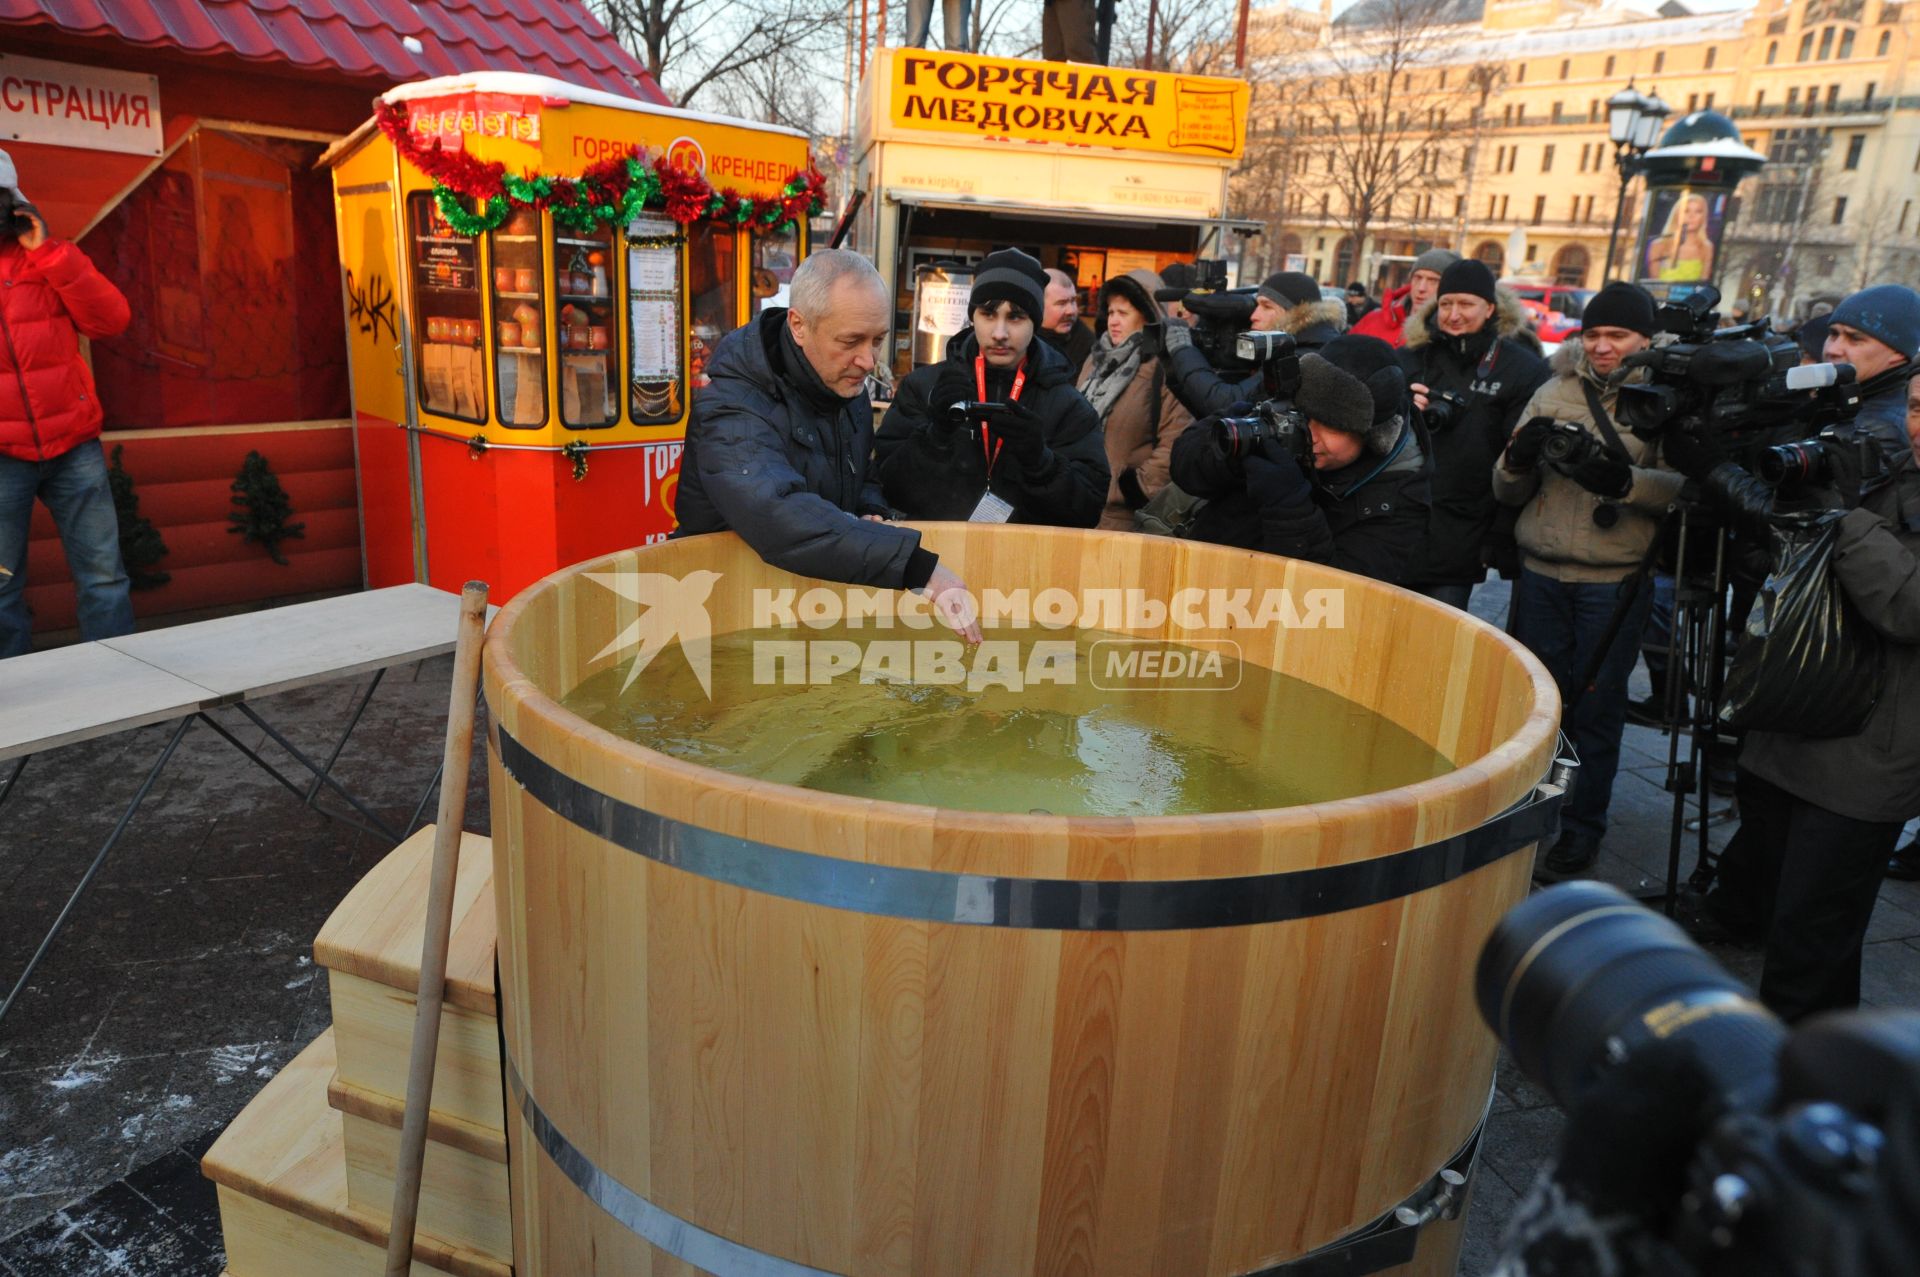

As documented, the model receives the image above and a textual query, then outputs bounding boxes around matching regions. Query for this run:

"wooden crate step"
[204,1030,509,1277]
[315,823,496,1012]
[332,1074,511,1263]
[329,970,505,1137]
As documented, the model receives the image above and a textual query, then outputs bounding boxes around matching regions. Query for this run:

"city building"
[1242,0,1920,316]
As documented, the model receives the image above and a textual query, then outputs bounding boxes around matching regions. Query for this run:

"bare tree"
[591,0,844,112]
[1107,0,1236,75]
[1255,0,1491,279]
[1847,187,1916,290]
[1719,128,1826,319]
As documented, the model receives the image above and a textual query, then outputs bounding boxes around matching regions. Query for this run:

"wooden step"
[330,1074,510,1263]
[315,824,505,1136]
[204,1030,509,1277]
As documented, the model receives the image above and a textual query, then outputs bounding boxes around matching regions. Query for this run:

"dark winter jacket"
[1163,297,1348,419]
[1398,293,1551,585]
[1168,414,1432,585]
[1741,459,1920,824]
[0,238,131,462]
[1039,319,1096,374]
[673,308,926,588]
[873,330,1107,527]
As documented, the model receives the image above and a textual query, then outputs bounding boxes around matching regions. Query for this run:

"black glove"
[1564,449,1635,499]
[929,366,974,433]
[1116,466,1149,510]
[1505,416,1556,470]
[1701,461,1775,532]
[992,399,1050,471]
[1243,450,1311,508]
[1659,427,1716,481]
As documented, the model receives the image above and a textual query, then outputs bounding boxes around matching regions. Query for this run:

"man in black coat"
[874,249,1108,525]
[1158,270,1349,419]
[1039,267,1096,374]
[1398,258,1550,609]
[674,249,979,639]
[1169,334,1431,585]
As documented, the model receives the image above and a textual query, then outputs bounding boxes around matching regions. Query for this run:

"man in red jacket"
[0,149,134,658]
[1352,248,1459,348]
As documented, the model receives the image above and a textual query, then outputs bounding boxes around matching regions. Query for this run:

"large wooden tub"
[484,525,1561,1277]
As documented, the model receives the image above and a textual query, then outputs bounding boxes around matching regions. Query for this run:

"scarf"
[776,318,852,413]
[1079,330,1147,420]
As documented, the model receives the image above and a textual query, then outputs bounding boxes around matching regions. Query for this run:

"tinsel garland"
[377,100,826,237]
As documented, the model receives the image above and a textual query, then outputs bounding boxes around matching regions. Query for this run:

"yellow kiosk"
[325,73,819,599]
[849,48,1255,376]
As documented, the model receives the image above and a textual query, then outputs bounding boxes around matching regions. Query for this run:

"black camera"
[1757,437,1832,487]
[1540,420,1602,469]
[1615,285,1864,459]
[1423,388,1473,432]
[945,401,1010,432]
[1188,258,1229,292]
[1212,401,1312,463]
[1178,287,1261,372]
[1233,329,1301,401]
[1479,881,1920,1277]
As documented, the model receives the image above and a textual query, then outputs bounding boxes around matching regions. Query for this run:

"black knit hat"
[1581,281,1657,337]
[1297,334,1407,450]
[1258,270,1322,309]
[1436,258,1498,305]
[968,248,1048,320]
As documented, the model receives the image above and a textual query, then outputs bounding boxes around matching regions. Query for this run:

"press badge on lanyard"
[969,355,1025,524]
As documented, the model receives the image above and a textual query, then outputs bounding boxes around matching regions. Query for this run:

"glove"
[1564,449,1635,499]
[1160,316,1194,354]
[992,399,1050,471]
[929,366,975,433]
[1701,460,1775,532]
[1659,427,1717,481]
[1243,450,1311,508]
[1116,466,1149,510]
[1504,416,1556,470]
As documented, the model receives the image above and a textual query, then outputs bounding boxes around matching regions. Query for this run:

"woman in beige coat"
[1077,268,1193,531]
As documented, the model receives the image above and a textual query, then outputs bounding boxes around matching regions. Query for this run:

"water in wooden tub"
[562,624,1449,816]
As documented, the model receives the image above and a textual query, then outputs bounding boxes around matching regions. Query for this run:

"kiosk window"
[688,223,739,395]
[751,226,802,315]
[407,192,485,424]
[554,225,617,428]
[488,205,548,428]
[626,214,687,425]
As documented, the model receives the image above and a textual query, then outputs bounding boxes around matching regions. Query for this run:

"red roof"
[0,0,670,105]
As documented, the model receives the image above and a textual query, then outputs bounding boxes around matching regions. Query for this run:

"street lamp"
[1601,84,1671,281]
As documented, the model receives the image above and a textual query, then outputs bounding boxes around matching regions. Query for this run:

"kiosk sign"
[885,51,1248,159]
[403,92,542,152]
[0,54,161,157]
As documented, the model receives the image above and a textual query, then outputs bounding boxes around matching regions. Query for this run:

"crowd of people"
[678,245,1920,1028]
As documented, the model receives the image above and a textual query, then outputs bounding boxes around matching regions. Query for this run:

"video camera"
[1478,881,1920,1277]
[1615,286,1865,470]
[1160,258,1261,372]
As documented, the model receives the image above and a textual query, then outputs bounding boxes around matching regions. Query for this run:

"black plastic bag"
[1718,510,1884,738]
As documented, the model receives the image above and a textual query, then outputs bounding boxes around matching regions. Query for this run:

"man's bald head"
[1042,269,1079,333]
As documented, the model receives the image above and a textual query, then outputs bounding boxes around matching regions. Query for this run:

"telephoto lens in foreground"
[1475,881,1787,1116]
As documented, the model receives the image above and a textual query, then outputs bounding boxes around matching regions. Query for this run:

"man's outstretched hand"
[918,564,982,644]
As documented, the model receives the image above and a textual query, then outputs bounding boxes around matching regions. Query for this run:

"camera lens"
[1539,426,1587,466]
[1757,440,1828,487]
[1476,882,1786,1115]
[1211,416,1258,458]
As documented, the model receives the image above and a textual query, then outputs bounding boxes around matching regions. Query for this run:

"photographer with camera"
[874,249,1108,528]
[0,150,135,659]
[1168,334,1430,583]
[1158,270,1347,419]
[1398,259,1551,609]
[1495,282,1685,882]
[1665,284,1920,1023]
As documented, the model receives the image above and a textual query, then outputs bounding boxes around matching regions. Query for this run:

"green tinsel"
[433,186,509,236]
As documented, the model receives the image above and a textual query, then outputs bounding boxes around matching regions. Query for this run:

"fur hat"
[968,248,1048,320]
[1296,334,1406,452]
[1096,268,1165,324]
[1830,283,1920,360]
[1258,270,1322,309]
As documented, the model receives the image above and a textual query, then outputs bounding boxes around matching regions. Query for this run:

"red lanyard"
[974,355,1026,475]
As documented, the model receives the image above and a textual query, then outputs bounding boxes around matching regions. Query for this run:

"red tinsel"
[374,97,824,232]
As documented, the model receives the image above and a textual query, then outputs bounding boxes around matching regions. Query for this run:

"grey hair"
[788,249,887,322]
[1044,268,1075,292]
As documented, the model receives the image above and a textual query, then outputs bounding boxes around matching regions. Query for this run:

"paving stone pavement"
[2,584,1917,1274]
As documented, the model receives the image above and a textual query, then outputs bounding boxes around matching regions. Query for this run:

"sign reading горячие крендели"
[882,49,1248,160]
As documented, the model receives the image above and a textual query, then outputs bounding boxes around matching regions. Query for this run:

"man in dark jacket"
[1678,283,1920,1019]
[674,249,979,640]
[1345,282,1377,326]
[1039,268,1095,373]
[1399,259,1550,609]
[1158,270,1348,419]
[1169,334,1430,584]
[874,250,1107,525]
